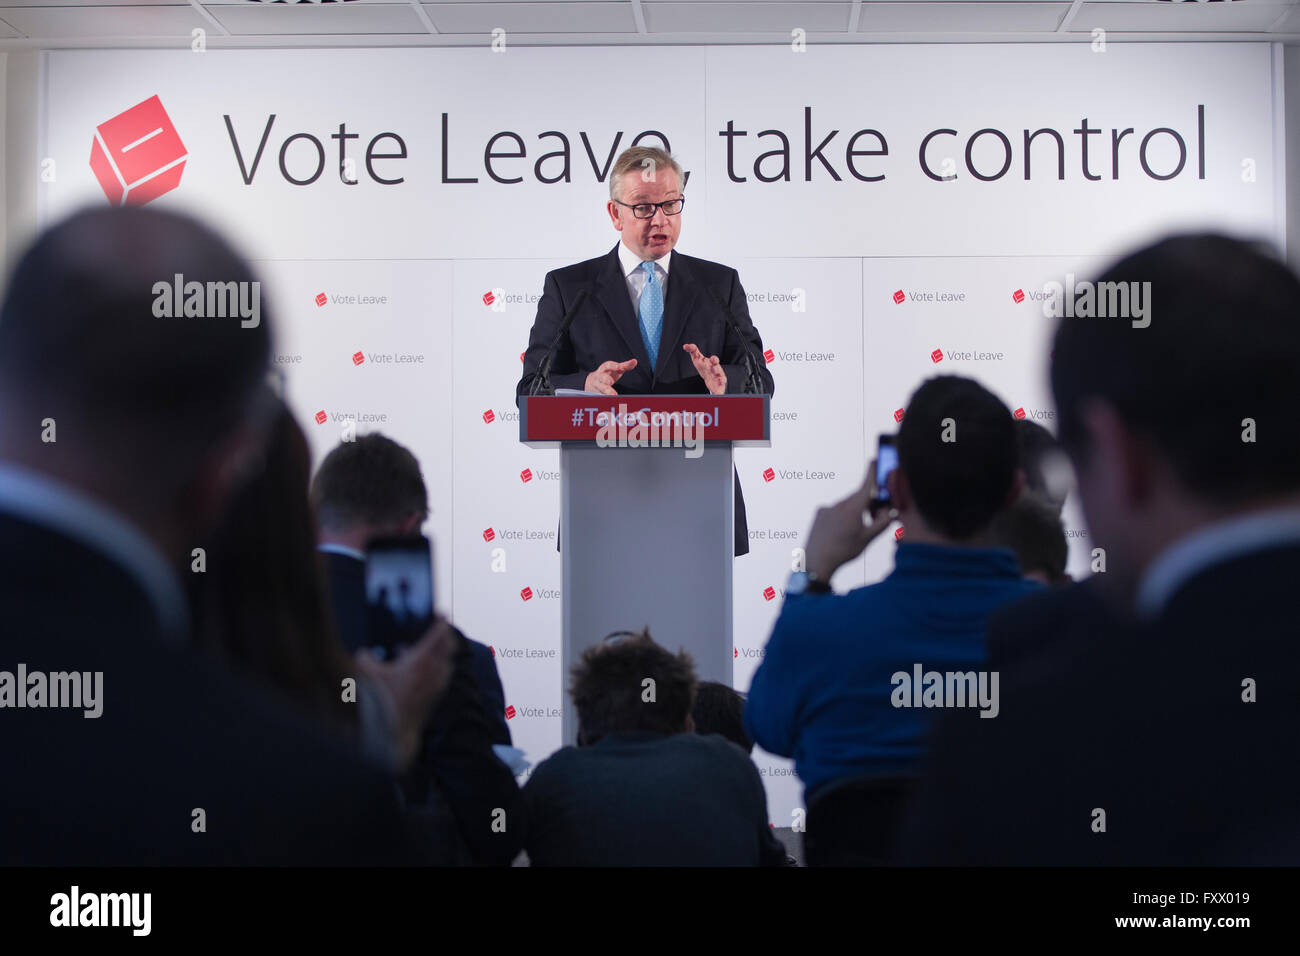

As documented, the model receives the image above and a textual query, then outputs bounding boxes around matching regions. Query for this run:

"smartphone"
[364,535,435,661]
[872,435,898,514]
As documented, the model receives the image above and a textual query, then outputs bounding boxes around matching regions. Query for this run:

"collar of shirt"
[1137,506,1300,618]
[618,241,672,284]
[318,542,367,563]
[0,461,189,640]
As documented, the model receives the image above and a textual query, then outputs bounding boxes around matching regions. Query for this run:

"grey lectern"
[520,394,770,745]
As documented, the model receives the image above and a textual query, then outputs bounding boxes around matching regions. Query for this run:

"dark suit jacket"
[0,510,414,866]
[516,244,774,556]
[896,545,1300,865]
[319,550,510,745]
[319,548,522,865]
[985,576,1124,691]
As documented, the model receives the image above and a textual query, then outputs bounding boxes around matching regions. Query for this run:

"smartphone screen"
[874,436,898,509]
[364,535,434,660]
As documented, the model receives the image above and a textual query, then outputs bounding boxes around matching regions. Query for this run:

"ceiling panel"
[861,2,1070,32]
[0,5,208,37]
[645,2,852,32]
[422,2,636,34]
[209,2,428,35]
[1068,2,1286,33]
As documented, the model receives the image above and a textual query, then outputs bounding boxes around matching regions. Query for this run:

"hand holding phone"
[870,434,898,517]
[364,535,435,662]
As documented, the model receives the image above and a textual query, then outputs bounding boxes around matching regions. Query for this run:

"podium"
[520,394,770,745]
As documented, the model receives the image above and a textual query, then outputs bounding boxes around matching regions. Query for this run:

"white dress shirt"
[1136,506,1300,617]
[618,241,671,318]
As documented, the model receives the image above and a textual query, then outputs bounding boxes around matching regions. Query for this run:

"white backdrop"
[39,43,1283,824]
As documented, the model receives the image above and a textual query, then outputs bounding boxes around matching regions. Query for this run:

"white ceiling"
[0,0,1297,47]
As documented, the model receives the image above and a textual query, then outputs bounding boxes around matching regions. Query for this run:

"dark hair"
[310,433,428,534]
[188,398,358,735]
[570,629,696,745]
[692,681,752,753]
[1015,420,1067,511]
[896,375,1019,539]
[1051,234,1300,504]
[991,493,1069,585]
[0,206,271,489]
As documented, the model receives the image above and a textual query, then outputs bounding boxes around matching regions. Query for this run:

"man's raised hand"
[585,359,637,395]
[683,344,727,395]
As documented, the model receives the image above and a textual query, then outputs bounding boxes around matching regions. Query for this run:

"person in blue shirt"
[745,375,1042,807]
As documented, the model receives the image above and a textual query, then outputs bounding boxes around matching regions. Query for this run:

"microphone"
[704,284,767,395]
[529,287,591,396]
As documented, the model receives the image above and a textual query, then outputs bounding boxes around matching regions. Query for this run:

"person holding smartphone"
[742,375,1039,865]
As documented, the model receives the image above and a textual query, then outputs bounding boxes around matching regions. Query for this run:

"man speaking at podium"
[517,146,774,556]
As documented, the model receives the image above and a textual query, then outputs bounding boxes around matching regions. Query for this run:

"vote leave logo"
[1012,288,1026,304]
[763,467,775,483]
[931,349,943,363]
[1014,407,1026,420]
[763,586,777,601]
[893,408,905,423]
[90,95,187,206]
[892,290,905,304]
[482,528,495,542]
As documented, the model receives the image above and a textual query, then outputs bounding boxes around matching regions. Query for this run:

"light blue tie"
[639,261,664,370]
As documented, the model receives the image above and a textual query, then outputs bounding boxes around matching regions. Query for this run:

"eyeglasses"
[614,197,686,219]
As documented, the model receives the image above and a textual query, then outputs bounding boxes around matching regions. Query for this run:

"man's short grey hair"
[609,147,684,202]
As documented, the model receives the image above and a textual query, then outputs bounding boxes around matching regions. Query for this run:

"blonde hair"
[608,146,684,202]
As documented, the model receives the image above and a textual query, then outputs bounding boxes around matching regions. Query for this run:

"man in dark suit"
[309,433,510,744]
[0,207,420,865]
[897,234,1300,865]
[310,435,523,865]
[516,145,774,556]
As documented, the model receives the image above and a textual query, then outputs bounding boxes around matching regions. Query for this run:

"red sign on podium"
[520,395,769,444]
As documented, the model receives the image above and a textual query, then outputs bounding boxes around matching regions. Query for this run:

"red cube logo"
[763,467,775,483]
[520,468,532,483]
[931,349,943,363]
[315,292,327,307]
[763,348,775,363]
[482,409,495,424]
[895,526,906,540]
[505,705,516,719]
[1012,288,1025,304]
[734,646,738,659]
[489,645,496,657]
[763,586,776,601]
[90,95,187,206]
[483,291,495,306]
[314,410,327,425]
[893,408,905,423]
[520,352,526,363]
[352,351,365,366]
[1014,407,1026,420]
[892,290,905,304]
[482,528,495,542]
[520,587,533,602]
